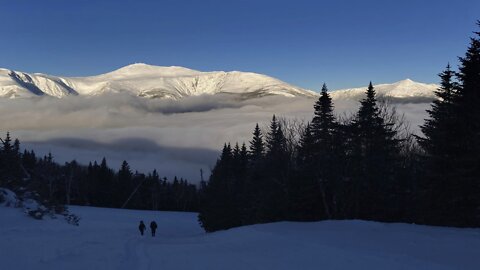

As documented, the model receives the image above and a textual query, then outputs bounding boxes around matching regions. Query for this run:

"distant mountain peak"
[330,79,439,103]
[116,63,195,71]
[399,78,414,83]
[102,63,201,78]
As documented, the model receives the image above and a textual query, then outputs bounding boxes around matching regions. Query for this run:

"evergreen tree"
[349,82,402,220]
[0,133,24,188]
[453,21,480,226]
[198,143,241,231]
[418,65,460,224]
[419,64,458,150]
[265,115,287,158]
[311,84,336,141]
[117,160,133,208]
[420,22,480,226]
[243,125,267,224]
[95,157,115,207]
[249,123,264,161]
[240,143,248,167]
[309,84,341,219]
[291,123,323,221]
[22,150,36,171]
[2,132,12,153]
[296,123,315,166]
[260,115,289,222]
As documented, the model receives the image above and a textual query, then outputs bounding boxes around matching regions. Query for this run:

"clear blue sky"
[0,0,479,90]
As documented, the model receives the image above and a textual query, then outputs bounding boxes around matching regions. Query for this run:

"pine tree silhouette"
[249,124,264,161]
[418,65,460,224]
[349,82,401,220]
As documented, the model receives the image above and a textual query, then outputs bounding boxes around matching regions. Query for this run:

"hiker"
[139,220,146,236]
[150,221,158,237]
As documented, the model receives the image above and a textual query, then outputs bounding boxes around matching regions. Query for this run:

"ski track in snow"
[123,236,151,270]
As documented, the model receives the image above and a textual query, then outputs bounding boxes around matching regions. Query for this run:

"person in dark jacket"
[150,221,158,237]
[139,221,146,236]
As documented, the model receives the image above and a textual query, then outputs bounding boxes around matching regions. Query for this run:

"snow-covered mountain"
[330,79,438,102]
[0,64,317,99]
[0,64,439,102]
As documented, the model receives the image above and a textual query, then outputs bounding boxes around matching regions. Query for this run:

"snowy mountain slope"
[1,64,439,102]
[0,64,440,102]
[1,205,479,270]
[330,79,438,102]
[0,68,78,98]
[0,64,317,99]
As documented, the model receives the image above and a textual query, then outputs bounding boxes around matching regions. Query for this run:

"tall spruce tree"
[418,65,460,224]
[265,115,287,158]
[243,125,267,225]
[418,22,480,226]
[260,115,289,222]
[117,160,133,208]
[420,22,480,226]
[249,124,264,161]
[198,143,241,231]
[454,22,480,226]
[297,123,315,166]
[0,132,24,188]
[291,123,323,221]
[96,157,115,207]
[419,64,458,151]
[310,84,341,219]
[311,84,336,141]
[349,82,401,220]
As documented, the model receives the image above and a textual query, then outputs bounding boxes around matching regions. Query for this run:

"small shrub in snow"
[27,209,46,220]
[65,213,81,226]
[1,188,79,225]
[0,188,21,207]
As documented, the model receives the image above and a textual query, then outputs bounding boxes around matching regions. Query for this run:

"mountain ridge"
[0,64,438,102]
[0,64,317,99]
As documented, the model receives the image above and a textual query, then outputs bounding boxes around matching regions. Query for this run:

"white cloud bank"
[0,94,430,182]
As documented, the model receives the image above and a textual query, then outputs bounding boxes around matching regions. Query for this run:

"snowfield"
[1,206,479,270]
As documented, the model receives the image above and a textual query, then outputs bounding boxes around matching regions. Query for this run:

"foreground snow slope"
[1,205,479,270]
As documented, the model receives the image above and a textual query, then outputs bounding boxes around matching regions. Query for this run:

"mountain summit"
[0,64,317,99]
[330,79,438,102]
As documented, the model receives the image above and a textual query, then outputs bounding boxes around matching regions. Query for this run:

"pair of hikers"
[139,220,157,236]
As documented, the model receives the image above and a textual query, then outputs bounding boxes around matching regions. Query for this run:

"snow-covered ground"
[1,205,479,270]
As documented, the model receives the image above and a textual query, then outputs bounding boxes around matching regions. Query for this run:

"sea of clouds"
[0,94,430,182]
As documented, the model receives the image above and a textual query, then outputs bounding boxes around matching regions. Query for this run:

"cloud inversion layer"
[0,94,430,182]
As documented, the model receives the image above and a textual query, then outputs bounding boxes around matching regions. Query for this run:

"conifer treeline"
[0,136,198,212]
[198,84,414,232]
[198,22,480,232]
